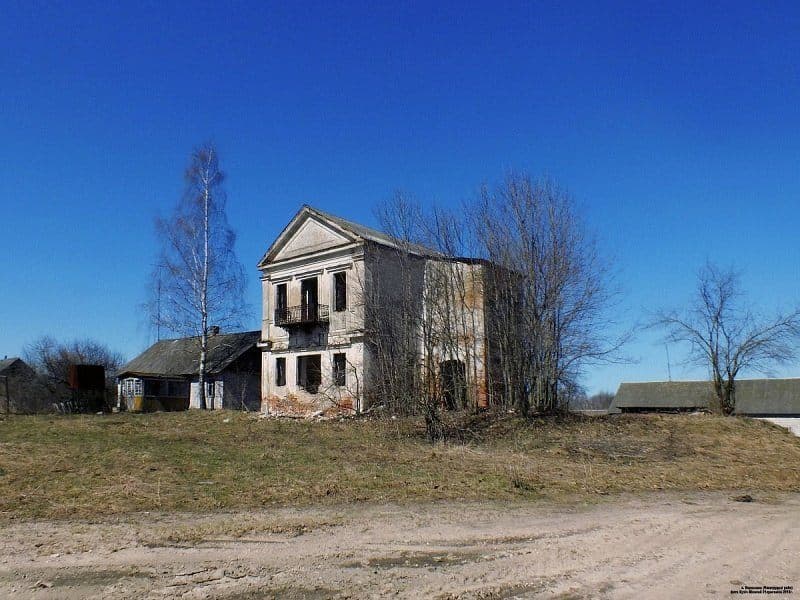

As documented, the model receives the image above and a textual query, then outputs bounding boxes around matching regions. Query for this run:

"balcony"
[274,304,330,328]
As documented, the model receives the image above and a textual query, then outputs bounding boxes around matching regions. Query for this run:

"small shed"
[117,331,261,412]
[0,357,37,413]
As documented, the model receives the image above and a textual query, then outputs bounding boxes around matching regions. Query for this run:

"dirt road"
[0,493,797,599]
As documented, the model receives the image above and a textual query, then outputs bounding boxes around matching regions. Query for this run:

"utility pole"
[665,344,673,381]
[157,271,162,341]
[153,262,164,342]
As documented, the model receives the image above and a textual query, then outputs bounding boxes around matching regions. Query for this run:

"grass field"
[1,411,799,521]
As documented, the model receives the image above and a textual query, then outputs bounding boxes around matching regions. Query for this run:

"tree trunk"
[198,172,211,411]
[723,380,736,416]
[198,327,207,410]
[712,373,727,415]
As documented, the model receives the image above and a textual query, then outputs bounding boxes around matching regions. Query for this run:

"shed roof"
[118,331,260,378]
[0,356,20,374]
[611,378,800,416]
[0,358,36,383]
[734,379,800,415]
[613,381,714,411]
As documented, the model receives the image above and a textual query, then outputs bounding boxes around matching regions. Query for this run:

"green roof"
[611,378,800,416]
[118,331,260,378]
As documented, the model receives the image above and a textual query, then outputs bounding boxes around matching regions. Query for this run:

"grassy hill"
[1,411,798,520]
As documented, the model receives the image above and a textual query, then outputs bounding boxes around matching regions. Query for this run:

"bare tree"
[424,207,485,413]
[368,194,429,422]
[24,336,125,388]
[474,173,627,415]
[654,263,800,415]
[367,194,498,439]
[570,390,615,411]
[363,173,623,434]
[149,143,247,410]
[23,336,125,411]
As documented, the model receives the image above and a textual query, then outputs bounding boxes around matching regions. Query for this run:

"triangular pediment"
[259,207,359,267]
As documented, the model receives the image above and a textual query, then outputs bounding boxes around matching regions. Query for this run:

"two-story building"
[257,205,504,416]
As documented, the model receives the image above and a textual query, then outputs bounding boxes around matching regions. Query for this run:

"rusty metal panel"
[68,364,105,391]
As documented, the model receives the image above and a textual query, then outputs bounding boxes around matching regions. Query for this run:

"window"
[440,360,466,410]
[122,378,143,398]
[333,353,346,387]
[144,379,162,396]
[334,272,347,312]
[300,277,318,322]
[275,357,286,387]
[297,355,321,393]
[275,283,287,316]
[167,380,189,397]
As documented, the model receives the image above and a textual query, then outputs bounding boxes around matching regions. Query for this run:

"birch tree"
[149,143,247,409]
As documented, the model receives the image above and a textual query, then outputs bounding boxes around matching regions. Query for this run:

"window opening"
[334,272,347,312]
[333,353,346,386]
[275,357,286,387]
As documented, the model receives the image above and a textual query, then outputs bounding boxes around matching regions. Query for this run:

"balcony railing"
[274,304,330,328]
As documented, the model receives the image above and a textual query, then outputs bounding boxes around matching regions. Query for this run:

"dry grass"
[0,411,798,521]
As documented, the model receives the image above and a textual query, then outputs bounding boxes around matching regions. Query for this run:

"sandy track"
[0,493,797,599]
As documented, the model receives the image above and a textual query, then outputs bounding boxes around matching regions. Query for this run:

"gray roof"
[306,205,436,256]
[118,331,260,378]
[258,205,437,267]
[611,378,800,416]
[0,357,25,375]
[612,381,715,411]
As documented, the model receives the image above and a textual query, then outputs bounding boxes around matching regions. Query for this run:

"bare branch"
[653,262,800,414]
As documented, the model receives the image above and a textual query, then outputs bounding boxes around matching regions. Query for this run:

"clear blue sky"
[2,1,799,394]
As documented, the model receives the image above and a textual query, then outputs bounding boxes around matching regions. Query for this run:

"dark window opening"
[333,353,346,387]
[300,277,319,321]
[167,380,189,397]
[275,357,286,387]
[275,283,287,316]
[297,354,321,393]
[334,272,347,312]
[440,360,466,410]
[143,379,162,396]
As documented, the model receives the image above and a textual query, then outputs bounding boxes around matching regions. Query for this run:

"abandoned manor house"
[258,205,506,416]
[118,205,509,415]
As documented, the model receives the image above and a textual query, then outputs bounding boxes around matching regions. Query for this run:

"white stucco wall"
[189,380,224,410]
[260,219,367,415]
[258,211,498,415]
[262,342,364,415]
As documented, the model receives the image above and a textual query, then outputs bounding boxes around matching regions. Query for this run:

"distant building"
[257,205,507,417]
[117,331,261,411]
[610,379,800,416]
[0,357,37,413]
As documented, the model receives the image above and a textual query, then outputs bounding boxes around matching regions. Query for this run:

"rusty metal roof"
[117,331,260,378]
